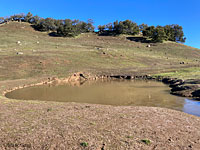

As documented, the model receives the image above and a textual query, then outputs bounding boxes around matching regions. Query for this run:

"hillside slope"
[1,22,200,150]
[0,22,200,80]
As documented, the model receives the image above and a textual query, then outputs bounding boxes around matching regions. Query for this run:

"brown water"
[5,80,200,116]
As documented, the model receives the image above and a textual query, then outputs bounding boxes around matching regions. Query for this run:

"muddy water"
[5,80,200,116]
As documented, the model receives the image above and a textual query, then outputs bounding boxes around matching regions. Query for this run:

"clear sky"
[1,0,199,49]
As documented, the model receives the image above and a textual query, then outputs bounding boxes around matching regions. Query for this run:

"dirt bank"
[162,78,200,100]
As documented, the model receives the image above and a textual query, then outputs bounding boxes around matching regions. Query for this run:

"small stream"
[5,80,200,116]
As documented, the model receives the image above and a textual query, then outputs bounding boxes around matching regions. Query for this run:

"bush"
[0,12,186,41]
[143,24,186,43]
[98,19,139,36]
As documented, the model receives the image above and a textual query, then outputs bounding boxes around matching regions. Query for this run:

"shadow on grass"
[48,32,60,37]
[126,37,153,43]
[97,32,118,36]
[30,25,61,37]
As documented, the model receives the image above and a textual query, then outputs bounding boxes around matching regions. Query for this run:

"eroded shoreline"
[3,72,200,101]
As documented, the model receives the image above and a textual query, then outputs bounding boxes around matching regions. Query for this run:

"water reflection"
[183,99,200,117]
[5,80,200,116]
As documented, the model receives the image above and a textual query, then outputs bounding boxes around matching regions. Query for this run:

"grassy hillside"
[0,22,200,80]
[1,22,200,150]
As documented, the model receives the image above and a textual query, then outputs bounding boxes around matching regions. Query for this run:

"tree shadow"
[96,31,119,36]
[48,32,61,37]
[31,25,59,37]
[30,25,47,32]
[126,37,153,43]
[30,25,38,31]
[97,33,117,36]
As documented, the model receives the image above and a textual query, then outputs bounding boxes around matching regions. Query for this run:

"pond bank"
[162,78,200,100]
[3,72,200,101]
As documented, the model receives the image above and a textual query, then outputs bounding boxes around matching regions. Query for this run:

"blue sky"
[1,0,199,49]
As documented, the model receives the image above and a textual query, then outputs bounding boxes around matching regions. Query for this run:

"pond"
[5,80,200,116]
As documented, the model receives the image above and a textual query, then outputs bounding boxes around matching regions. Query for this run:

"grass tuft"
[80,142,88,147]
[47,108,52,112]
[141,139,151,145]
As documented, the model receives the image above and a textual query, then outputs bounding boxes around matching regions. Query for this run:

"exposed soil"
[0,78,200,150]
[1,97,200,150]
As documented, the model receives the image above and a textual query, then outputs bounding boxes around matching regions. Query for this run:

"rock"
[169,79,184,88]
[68,72,87,82]
[16,52,23,55]
[192,90,200,98]
[162,78,176,84]
[125,76,131,80]
[110,75,121,79]
[171,85,192,92]
[171,84,200,97]
[171,90,193,97]
[162,78,183,85]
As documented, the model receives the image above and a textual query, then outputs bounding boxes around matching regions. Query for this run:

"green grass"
[47,108,52,112]
[141,139,151,145]
[154,67,200,80]
[126,135,134,138]
[80,142,88,147]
